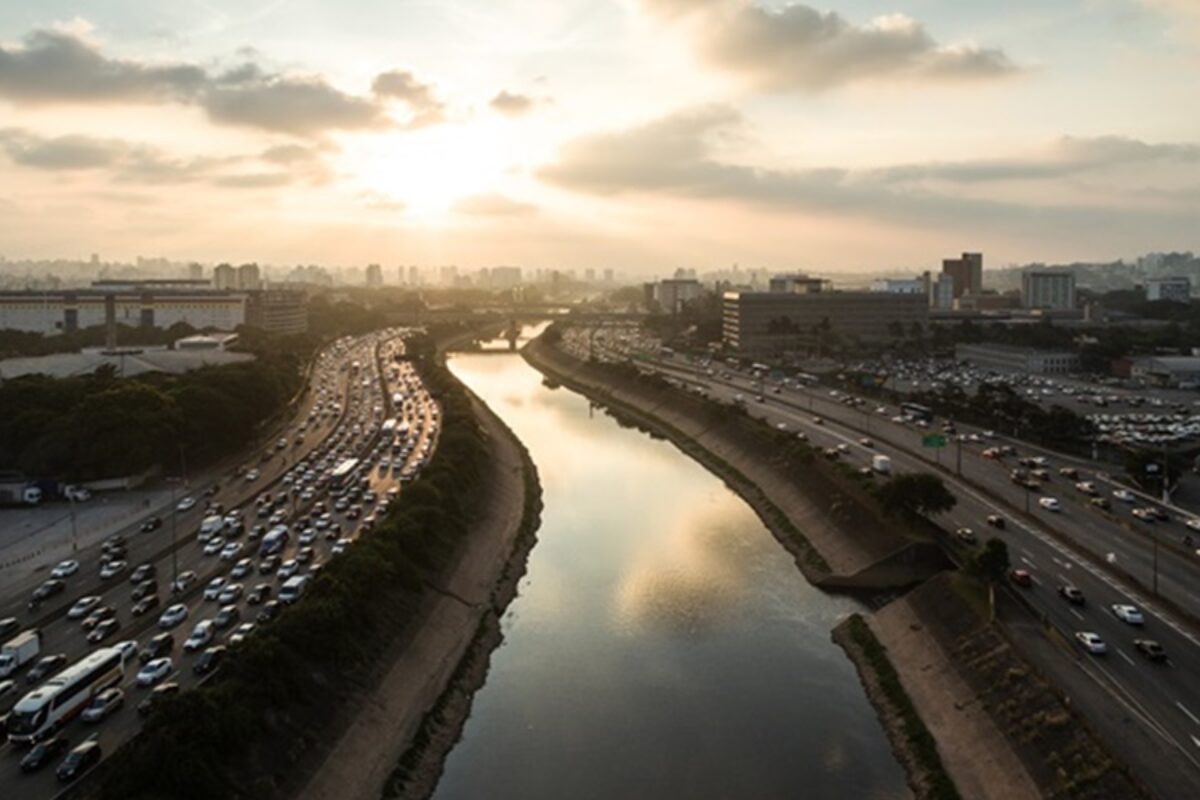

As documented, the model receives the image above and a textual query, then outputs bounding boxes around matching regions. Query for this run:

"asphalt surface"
[0,329,441,798]
[569,335,1200,799]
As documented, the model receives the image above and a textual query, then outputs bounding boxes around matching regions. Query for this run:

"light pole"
[67,495,78,553]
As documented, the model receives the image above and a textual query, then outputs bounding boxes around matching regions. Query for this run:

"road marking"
[1179,702,1200,726]
[1069,608,1085,621]
[1020,556,1036,568]
[1117,649,1136,666]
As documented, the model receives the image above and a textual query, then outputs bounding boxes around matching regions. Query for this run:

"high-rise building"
[1021,270,1076,310]
[603,269,614,284]
[188,263,205,281]
[408,266,420,286]
[366,263,383,288]
[213,263,237,290]
[941,252,983,298]
[1146,277,1190,303]
[237,263,261,291]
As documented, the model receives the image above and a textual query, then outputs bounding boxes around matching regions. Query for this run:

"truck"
[0,630,42,679]
[0,484,42,506]
[198,515,225,540]
[872,454,893,475]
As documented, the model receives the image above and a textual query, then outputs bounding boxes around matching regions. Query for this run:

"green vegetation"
[98,336,494,800]
[844,614,961,800]
[976,538,1011,585]
[0,322,197,358]
[876,473,958,518]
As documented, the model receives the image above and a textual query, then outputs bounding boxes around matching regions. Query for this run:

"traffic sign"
[922,434,947,449]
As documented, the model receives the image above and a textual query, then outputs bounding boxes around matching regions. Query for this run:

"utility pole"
[68,495,78,553]
[956,437,963,476]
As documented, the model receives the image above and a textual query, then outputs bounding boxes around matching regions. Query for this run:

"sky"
[0,0,1198,275]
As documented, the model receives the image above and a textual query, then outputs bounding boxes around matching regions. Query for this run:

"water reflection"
[432,351,908,800]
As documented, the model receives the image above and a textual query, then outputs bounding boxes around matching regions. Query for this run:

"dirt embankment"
[297,386,542,800]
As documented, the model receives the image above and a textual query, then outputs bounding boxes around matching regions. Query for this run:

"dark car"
[81,606,117,631]
[56,739,102,782]
[256,600,281,624]
[20,736,70,772]
[1009,569,1033,588]
[258,555,281,575]
[26,654,68,684]
[140,516,163,533]
[137,682,180,717]
[1057,585,1085,605]
[193,646,227,676]
[1090,497,1112,510]
[130,563,156,585]
[132,579,158,602]
[295,546,315,564]
[1134,639,1167,662]
[139,632,174,664]
[0,617,21,640]
[213,606,240,631]
[246,584,272,605]
[986,514,1006,529]
[132,593,161,617]
[30,579,66,606]
[87,618,121,644]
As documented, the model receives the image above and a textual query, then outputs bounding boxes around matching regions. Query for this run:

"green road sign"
[922,434,947,449]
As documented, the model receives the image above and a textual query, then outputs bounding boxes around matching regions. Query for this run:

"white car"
[158,604,189,629]
[228,622,257,646]
[203,537,226,556]
[230,558,254,579]
[1075,632,1108,655]
[217,583,243,605]
[203,577,228,601]
[68,596,102,620]
[1185,518,1200,532]
[1112,488,1135,503]
[277,559,300,580]
[50,559,80,579]
[176,497,196,512]
[1038,497,1061,512]
[99,559,127,579]
[220,542,244,561]
[1112,604,1145,625]
[137,657,173,687]
[170,570,198,594]
[184,620,215,652]
[245,469,261,482]
[114,639,139,662]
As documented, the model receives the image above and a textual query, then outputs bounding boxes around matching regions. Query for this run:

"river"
[434,348,907,799]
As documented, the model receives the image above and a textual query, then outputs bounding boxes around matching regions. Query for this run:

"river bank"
[297,353,542,800]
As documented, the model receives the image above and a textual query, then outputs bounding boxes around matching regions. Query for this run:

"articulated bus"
[6,647,124,744]
[900,402,934,422]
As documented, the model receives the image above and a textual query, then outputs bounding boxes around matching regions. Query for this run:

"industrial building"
[955,344,1080,375]
[1129,356,1200,388]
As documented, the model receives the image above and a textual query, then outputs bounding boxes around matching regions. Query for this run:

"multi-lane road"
[567,330,1200,799]
[0,328,440,797]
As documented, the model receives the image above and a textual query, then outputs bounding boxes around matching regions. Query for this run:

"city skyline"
[0,1,1198,271]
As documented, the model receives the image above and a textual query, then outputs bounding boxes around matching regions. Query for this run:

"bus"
[900,402,934,422]
[330,458,360,491]
[6,647,124,744]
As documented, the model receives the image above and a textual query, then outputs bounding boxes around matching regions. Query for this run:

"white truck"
[0,630,42,679]
[872,454,893,475]
[199,514,225,540]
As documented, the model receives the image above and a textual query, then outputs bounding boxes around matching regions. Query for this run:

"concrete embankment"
[297,355,543,800]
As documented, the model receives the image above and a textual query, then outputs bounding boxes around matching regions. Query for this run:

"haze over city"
[1,0,1198,271]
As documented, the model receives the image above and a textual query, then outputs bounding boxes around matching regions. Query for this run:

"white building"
[1146,276,1190,303]
[0,287,247,334]
[955,344,1079,375]
[1021,270,1076,310]
[870,278,926,295]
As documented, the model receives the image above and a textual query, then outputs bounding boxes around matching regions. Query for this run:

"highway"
[0,328,441,797]
[566,330,1200,799]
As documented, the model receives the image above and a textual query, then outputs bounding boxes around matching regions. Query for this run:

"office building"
[722,289,928,354]
[213,263,238,290]
[941,252,983,299]
[366,263,384,288]
[1146,277,1190,303]
[768,274,826,294]
[245,290,308,336]
[646,279,705,314]
[1021,270,1076,310]
[955,344,1079,375]
[237,263,261,291]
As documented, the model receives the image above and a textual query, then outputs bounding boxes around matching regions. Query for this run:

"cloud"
[538,106,1199,236]
[453,192,538,216]
[641,0,1019,90]
[0,129,128,169]
[371,70,446,128]
[489,90,535,116]
[0,26,443,137]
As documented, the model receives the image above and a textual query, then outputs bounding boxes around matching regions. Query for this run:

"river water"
[434,349,907,800]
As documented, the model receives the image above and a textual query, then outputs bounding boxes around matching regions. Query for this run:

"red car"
[1009,569,1033,588]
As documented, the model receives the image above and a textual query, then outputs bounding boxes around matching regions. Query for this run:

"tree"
[976,538,1010,584]
[875,473,958,518]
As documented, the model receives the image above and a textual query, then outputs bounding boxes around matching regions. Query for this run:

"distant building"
[722,289,928,354]
[0,284,246,334]
[870,278,925,295]
[175,332,239,351]
[245,290,308,336]
[365,263,383,288]
[604,269,614,284]
[213,263,238,290]
[768,273,827,294]
[955,344,1079,375]
[942,252,983,299]
[1146,276,1190,303]
[237,263,261,291]
[645,278,704,314]
[1022,270,1076,310]
[187,263,205,281]
[489,266,522,290]
[1129,356,1200,388]
[929,273,955,309]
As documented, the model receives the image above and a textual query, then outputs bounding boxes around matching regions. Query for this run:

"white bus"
[6,647,124,744]
[330,458,360,491]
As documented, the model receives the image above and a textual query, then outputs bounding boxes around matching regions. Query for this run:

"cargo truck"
[872,455,893,475]
[0,631,42,679]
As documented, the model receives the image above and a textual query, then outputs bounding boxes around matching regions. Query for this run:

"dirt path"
[867,599,1040,800]
[297,392,530,800]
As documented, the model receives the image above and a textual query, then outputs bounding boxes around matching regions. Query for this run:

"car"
[1132,507,1156,522]
[1074,481,1097,495]
[130,563,156,585]
[246,584,272,605]
[26,654,68,684]
[1038,497,1061,512]
[132,593,162,617]
[1112,604,1144,625]
[296,546,315,564]
[1186,518,1200,532]
[184,620,215,652]
[203,537,226,556]
[985,514,1006,529]
[68,596,102,620]
[277,559,300,580]
[87,618,121,644]
[113,639,139,662]
[245,468,261,482]
[812,416,823,425]
[170,570,198,594]
[230,557,254,579]
[213,605,240,631]
[19,735,70,772]
[1059,467,1079,479]
[1133,639,1167,662]
[193,645,227,676]
[954,527,976,544]
[50,560,80,579]
[203,577,228,601]
[131,579,158,602]
[176,496,196,512]
[0,617,19,640]
[1112,488,1135,503]
[137,682,180,716]
[258,555,281,575]
[1057,585,1085,605]
[80,606,116,631]
[217,583,244,605]
[158,603,189,629]
[98,559,127,580]
[836,443,850,454]
[228,622,257,646]
[140,516,163,533]
[1090,497,1112,510]
[1009,569,1033,588]
[220,541,244,561]
[858,437,874,447]
[136,657,173,687]
[256,600,282,624]
[81,687,125,722]
[1075,631,1107,655]
[139,633,174,664]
